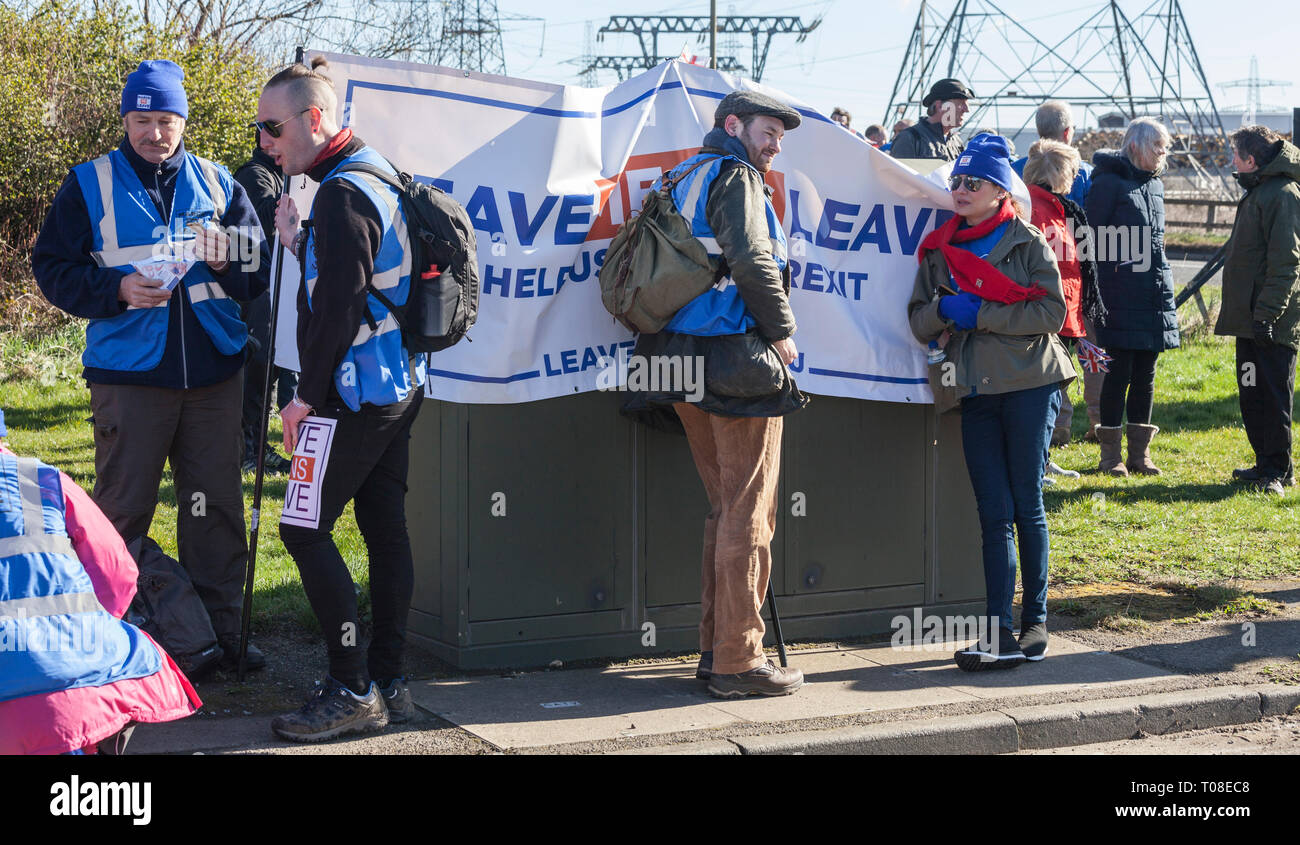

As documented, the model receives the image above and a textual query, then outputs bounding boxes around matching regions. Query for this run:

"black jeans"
[1100,348,1160,426]
[279,390,423,692]
[1236,338,1297,478]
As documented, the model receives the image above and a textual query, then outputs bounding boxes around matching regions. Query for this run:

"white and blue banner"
[274,52,956,404]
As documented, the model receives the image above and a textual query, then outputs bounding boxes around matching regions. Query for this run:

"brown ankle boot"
[1125,423,1161,475]
[1096,425,1128,477]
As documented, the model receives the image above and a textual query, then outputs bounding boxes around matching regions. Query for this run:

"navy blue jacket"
[32,139,270,388]
[1085,151,1179,352]
[1012,156,1093,207]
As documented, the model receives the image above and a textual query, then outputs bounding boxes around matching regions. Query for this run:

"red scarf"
[918,196,1047,303]
[308,127,354,171]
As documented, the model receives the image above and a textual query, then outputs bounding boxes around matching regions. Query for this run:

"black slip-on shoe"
[696,651,713,681]
[954,627,1026,672]
[217,636,266,672]
[1233,465,1295,486]
[1018,622,1049,661]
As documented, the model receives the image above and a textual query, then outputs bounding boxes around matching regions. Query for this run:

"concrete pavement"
[127,630,1300,755]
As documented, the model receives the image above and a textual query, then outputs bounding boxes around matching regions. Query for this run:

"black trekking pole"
[237,173,292,682]
[766,582,787,668]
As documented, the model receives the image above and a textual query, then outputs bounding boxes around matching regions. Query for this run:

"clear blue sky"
[494,0,1297,130]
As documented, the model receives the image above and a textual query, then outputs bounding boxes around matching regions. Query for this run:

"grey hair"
[1024,138,1080,194]
[1035,100,1072,140]
[1122,117,1172,173]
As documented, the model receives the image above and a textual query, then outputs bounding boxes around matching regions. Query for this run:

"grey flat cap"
[715,90,802,130]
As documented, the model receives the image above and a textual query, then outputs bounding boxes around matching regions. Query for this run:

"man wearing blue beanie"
[32,58,272,675]
[120,59,190,120]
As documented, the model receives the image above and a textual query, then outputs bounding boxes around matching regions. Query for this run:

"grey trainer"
[271,677,389,742]
[378,678,414,723]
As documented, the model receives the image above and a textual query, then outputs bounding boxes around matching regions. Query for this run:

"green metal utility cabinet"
[405,391,985,669]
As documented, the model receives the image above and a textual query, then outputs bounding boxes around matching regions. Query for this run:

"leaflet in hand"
[131,254,193,294]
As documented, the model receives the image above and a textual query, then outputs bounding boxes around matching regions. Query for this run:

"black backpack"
[124,536,224,679]
[337,162,480,353]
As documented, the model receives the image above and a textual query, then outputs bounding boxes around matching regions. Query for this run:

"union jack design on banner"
[1076,339,1112,374]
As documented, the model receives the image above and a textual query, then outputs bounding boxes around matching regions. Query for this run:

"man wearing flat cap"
[890,77,974,162]
[633,89,808,697]
[32,59,271,672]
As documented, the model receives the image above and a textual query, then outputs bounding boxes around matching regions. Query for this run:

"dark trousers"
[1100,348,1160,426]
[1236,338,1297,478]
[960,382,1060,633]
[89,374,248,638]
[279,390,423,691]
[240,290,297,457]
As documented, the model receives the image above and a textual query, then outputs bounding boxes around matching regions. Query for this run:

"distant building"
[1219,108,1293,135]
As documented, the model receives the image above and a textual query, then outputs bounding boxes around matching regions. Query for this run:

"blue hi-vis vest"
[72,150,250,372]
[0,454,161,704]
[660,153,789,336]
[305,147,427,411]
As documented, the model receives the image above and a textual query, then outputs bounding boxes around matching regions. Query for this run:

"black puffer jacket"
[1085,150,1179,352]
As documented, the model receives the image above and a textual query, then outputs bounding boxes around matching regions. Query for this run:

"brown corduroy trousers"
[674,403,783,675]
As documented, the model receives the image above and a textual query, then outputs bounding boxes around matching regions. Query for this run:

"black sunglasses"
[948,174,987,192]
[249,108,314,139]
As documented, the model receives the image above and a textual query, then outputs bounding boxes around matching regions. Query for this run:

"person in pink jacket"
[0,408,201,754]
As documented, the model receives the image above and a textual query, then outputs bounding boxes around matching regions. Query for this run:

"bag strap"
[659,154,725,193]
[335,160,408,191]
[334,161,415,333]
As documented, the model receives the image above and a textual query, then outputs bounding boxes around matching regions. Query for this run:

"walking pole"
[237,168,292,682]
[767,582,787,668]
[238,46,305,682]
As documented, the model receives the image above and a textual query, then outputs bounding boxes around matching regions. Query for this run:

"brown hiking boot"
[707,659,804,698]
[1125,423,1161,475]
[1095,425,1128,477]
[1050,427,1071,447]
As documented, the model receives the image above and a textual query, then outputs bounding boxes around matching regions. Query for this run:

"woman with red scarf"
[908,133,1077,670]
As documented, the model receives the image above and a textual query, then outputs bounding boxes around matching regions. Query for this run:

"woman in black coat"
[1085,117,1180,477]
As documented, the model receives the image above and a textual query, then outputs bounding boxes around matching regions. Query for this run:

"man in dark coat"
[889,78,972,162]
[1214,126,1300,495]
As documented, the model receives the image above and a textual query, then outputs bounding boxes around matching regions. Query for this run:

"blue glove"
[939,291,983,330]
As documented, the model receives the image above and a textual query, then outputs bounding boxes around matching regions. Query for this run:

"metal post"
[709,0,717,69]
[1111,1,1136,119]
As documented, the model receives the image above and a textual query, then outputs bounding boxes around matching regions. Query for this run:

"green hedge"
[0,2,269,330]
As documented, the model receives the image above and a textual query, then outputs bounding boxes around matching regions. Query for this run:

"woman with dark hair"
[908,134,1076,670]
[1086,117,1179,476]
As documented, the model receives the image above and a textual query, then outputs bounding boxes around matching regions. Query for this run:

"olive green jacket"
[1214,141,1300,350]
[908,215,1077,413]
[700,148,797,341]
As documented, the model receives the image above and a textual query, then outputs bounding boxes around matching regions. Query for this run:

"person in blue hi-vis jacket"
[31,60,271,675]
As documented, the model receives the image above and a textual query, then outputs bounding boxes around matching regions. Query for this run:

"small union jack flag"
[1076,339,1112,374]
